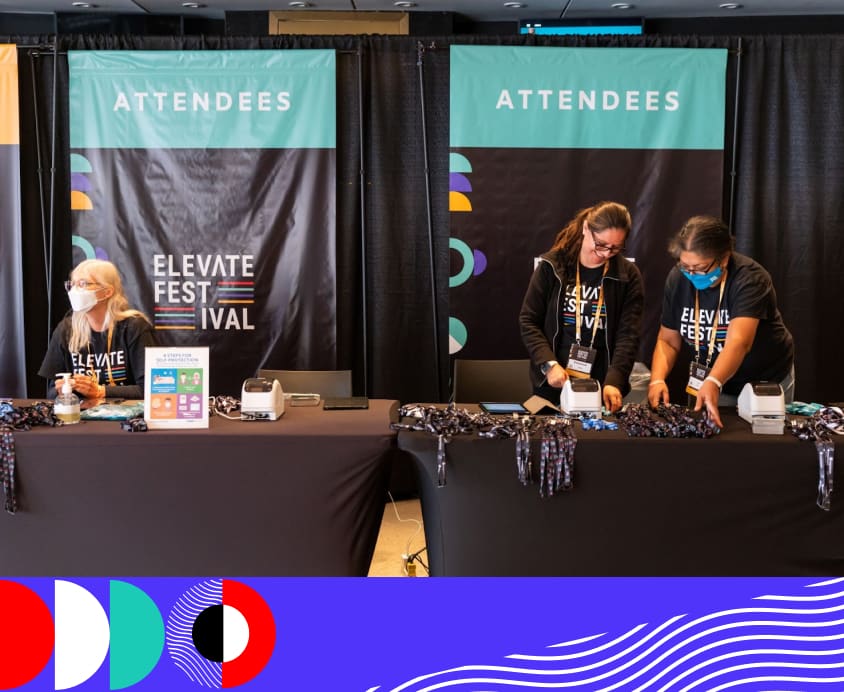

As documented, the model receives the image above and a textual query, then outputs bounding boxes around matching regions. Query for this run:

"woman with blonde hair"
[519,201,644,412]
[39,259,157,400]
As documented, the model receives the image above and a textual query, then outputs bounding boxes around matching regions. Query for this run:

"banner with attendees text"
[449,46,727,364]
[69,50,336,396]
[0,44,26,398]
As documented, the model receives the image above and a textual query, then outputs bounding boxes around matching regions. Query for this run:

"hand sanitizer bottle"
[54,373,81,425]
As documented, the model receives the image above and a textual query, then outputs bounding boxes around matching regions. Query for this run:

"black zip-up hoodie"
[519,249,644,397]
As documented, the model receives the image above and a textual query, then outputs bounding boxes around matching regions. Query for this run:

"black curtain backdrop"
[4,32,843,404]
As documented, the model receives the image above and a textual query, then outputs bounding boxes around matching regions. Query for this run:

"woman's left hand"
[602,385,623,413]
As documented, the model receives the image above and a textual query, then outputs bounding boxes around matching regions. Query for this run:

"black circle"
[192,604,224,662]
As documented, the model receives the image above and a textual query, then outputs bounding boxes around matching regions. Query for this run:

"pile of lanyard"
[788,406,844,511]
[616,403,720,439]
[209,395,241,418]
[392,404,577,497]
[0,400,61,515]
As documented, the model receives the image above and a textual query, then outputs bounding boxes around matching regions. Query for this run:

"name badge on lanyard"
[566,343,597,378]
[686,269,727,397]
[565,263,606,379]
[685,361,711,396]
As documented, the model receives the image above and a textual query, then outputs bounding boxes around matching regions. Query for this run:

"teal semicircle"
[449,153,472,173]
[70,153,93,173]
[109,580,165,690]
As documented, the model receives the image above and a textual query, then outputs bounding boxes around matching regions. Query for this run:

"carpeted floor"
[367,498,429,577]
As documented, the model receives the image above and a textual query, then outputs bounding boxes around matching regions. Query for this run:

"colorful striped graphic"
[154,305,197,330]
[217,280,255,304]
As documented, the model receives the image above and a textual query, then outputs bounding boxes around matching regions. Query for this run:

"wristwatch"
[540,360,559,376]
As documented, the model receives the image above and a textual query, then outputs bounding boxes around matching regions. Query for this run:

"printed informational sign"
[144,346,209,428]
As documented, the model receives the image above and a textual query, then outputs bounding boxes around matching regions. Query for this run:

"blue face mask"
[681,265,722,290]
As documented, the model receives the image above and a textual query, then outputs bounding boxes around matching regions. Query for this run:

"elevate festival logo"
[0,579,275,690]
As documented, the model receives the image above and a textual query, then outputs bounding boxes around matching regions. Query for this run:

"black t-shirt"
[661,252,794,396]
[558,263,608,382]
[38,314,157,399]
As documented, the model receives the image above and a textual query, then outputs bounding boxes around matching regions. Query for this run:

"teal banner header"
[69,50,336,149]
[450,45,727,150]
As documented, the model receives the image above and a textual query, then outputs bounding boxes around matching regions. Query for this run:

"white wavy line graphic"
[509,622,662,660]
[807,577,844,588]
[756,588,844,602]
[375,584,844,692]
[642,632,844,691]
[546,632,609,648]
[679,663,844,692]
[167,579,223,689]
[387,615,844,691]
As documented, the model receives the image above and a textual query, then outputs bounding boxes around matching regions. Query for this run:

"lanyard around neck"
[693,270,727,367]
[574,262,608,347]
[90,321,116,386]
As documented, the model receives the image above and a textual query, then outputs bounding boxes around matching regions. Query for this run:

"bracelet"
[648,379,665,387]
[704,375,723,389]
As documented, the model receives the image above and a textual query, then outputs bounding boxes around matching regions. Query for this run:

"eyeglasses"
[677,258,718,276]
[589,229,625,255]
[64,279,100,291]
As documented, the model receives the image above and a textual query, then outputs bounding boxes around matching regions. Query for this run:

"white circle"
[222,604,250,662]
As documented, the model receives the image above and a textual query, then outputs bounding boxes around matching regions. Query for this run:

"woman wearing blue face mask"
[648,215,794,428]
[39,259,157,400]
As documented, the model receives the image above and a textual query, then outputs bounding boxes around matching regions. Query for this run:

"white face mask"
[68,287,99,313]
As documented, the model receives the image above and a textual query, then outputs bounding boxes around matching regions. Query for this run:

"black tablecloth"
[1,400,397,576]
[399,411,844,576]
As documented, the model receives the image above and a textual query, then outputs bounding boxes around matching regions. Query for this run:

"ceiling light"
[719,2,743,8]
[181,1,206,7]
[503,2,526,8]
[288,1,312,7]
[611,2,635,8]
[71,1,97,7]
[394,1,417,7]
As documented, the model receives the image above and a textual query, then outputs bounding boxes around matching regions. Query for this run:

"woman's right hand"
[647,380,669,407]
[66,373,102,399]
[547,363,568,388]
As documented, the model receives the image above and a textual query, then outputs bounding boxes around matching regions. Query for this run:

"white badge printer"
[240,377,285,421]
[560,378,602,417]
[737,381,785,434]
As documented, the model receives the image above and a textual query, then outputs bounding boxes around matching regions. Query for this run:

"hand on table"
[602,385,623,413]
[546,363,568,388]
[693,379,723,429]
[647,381,669,408]
[56,374,104,400]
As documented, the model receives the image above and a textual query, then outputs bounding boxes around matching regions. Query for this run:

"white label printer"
[737,381,785,434]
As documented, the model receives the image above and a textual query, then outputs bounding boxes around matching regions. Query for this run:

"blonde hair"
[67,259,150,353]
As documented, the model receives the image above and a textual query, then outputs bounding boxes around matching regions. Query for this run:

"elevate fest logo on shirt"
[678,305,729,355]
[0,579,275,690]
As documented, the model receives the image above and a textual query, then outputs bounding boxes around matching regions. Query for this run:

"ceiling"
[0,0,842,23]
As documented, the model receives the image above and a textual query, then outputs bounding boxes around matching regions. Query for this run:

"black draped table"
[1,400,398,576]
[398,410,844,576]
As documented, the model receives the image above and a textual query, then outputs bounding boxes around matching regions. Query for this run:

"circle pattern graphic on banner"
[166,578,276,688]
